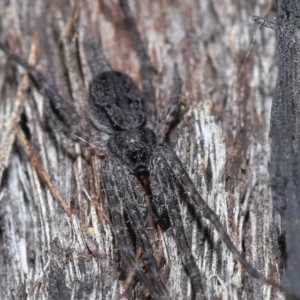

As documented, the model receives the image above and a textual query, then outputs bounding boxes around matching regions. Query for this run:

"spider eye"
[128,150,138,163]
[126,148,148,164]
[140,152,147,161]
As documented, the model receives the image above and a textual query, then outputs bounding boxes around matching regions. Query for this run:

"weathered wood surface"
[269,1,300,299]
[0,0,284,299]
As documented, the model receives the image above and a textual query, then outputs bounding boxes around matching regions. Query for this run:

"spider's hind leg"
[43,96,104,152]
[159,64,183,138]
[119,0,156,119]
[82,39,112,76]
[0,43,106,153]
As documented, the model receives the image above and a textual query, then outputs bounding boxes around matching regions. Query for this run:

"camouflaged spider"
[0,0,283,299]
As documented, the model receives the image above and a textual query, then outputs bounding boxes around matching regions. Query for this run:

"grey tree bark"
[267,1,300,299]
[0,0,286,299]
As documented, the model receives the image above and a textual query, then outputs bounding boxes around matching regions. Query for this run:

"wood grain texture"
[0,0,283,299]
[269,1,300,299]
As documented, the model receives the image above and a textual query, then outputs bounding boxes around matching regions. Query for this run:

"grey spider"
[0,0,285,299]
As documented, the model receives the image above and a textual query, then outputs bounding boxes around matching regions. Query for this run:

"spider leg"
[161,144,284,291]
[159,64,183,138]
[0,43,105,152]
[43,97,103,151]
[82,39,112,76]
[100,160,163,300]
[2,47,75,118]
[119,0,156,118]
[113,165,171,300]
[151,188,171,231]
[150,157,205,299]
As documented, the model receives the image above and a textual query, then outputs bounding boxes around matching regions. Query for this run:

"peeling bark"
[269,1,300,299]
[0,0,284,299]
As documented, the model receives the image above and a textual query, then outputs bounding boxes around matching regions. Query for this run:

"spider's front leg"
[101,159,171,300]
[150,154,205,299]
[160,144,285,293]
[116,169,172,299]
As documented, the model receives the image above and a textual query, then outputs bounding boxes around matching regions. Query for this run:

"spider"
[0,0,285,299]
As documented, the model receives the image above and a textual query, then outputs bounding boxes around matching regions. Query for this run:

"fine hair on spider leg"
[118,0,157,123]
[104,159,173,298]
[158,63,183,138]
[0,43,105,153]
[0,0,296,299]
[150,158,204,296]
[101,159,169,299]
[82,39,112,76]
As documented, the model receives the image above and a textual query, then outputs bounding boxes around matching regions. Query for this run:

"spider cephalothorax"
[108,127,157,175]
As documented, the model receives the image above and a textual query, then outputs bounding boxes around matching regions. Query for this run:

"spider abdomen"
[88,71,146,132]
